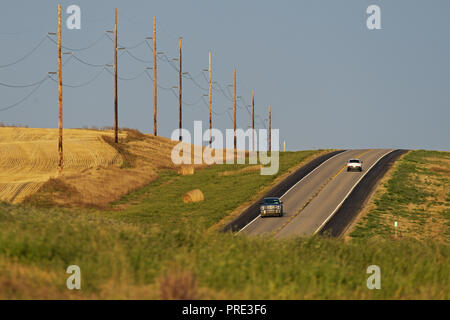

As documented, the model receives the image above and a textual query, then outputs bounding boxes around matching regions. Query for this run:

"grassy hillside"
[349,150,450,241]
[0,149,448,299]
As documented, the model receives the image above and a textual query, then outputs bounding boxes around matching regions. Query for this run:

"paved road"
[241,149,393,238]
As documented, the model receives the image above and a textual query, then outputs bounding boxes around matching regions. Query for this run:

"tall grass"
[0,204,447,299]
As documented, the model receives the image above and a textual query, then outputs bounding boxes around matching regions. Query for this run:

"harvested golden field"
[0,127,125,204]
[0,127,202,207]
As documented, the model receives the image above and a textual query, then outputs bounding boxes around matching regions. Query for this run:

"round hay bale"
[178,165,195,175]
[183,189,204,203]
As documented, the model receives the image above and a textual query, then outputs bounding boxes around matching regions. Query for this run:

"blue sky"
[0,0,449,151]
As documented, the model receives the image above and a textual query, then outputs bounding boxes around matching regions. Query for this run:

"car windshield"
[349,159,361,163]
[264,198,280,205]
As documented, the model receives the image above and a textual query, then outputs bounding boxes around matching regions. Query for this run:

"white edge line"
[313,149,395,236]
[237,150,348,234]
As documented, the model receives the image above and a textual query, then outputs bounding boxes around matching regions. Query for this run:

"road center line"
[313,149,394,236]
[273,149,371,236]
[237,150,348,234]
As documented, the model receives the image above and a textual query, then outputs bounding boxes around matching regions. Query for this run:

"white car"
[347,158,363,172]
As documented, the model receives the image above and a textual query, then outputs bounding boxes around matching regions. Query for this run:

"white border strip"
[313,149,395,235]
[238,150,349,233]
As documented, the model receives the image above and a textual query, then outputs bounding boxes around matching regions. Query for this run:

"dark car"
[260,197,283,217]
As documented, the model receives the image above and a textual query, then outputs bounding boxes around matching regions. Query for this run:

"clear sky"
[0,0,449,151]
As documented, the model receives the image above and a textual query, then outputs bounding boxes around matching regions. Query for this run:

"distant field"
[0,128,124,203]
[0,127,184,207]
[349,150,450,242]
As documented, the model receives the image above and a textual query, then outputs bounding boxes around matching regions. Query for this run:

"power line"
[114,35,259,124]
[105,32,149,51]
[120,40,147,50]
[158,53,179,73]
[49,68,107,88]
[237,96,252,116]
[105,67,146,81]
[215,108,232,116]
[226,85,234,101]
[124,49,152,63]
[47,33,108,52]
[0,76,49,112]
[0,36,48,68]
[184,72,208,91]
[200,95,232,118]
[67,51,125,68]
[144,70,174,90]
[182,95,203,106]
[213,82,233,102]
[225,109,234,123]
[184,65,257,120]
[255,115,267,129]
[201,71,209,87]
[184,71,203,80]
[0,75,49,88]
[158,83,175,91]
[0,27,49,37]
[118,70,146,81]
[0,18,268,132]
[71,53,111,68]
[182,71,256,120]
[144,39,154,52]
[62,54,74,66]
[114,36,179,74]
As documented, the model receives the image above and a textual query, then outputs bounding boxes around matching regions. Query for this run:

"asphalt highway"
[240,149,393,238]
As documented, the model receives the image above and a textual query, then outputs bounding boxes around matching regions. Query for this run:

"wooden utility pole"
[268,105,271,153]
[178,37,182,141]
[252,90,255,152]
[114,8,118,143]
[208,51,212,146]
[233,68,237,153]
[57,4,63,174]
[153,16,157,136]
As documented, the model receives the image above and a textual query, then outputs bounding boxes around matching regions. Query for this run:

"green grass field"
[350,150,450,241]
[0,150,448,299]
